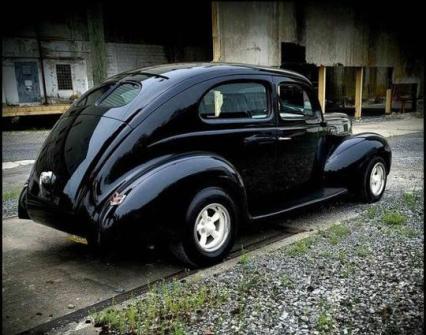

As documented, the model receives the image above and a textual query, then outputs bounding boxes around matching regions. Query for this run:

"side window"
[278,84,314,119]
[199,82,268,120]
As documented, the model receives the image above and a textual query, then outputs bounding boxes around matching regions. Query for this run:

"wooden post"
[318,65,326,114]
[385,88,392,114]
[87,3,107,85]
[354,67,364,119]
[211,1,221,62]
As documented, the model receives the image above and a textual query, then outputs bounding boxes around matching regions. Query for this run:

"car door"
[274,77,326,201]
[196,76,278,213]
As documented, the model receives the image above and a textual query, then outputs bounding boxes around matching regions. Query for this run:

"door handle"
[278,137,292,141]
[243,135,275,145]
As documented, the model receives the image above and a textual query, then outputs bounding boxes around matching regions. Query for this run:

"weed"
[403,192,416,210]
[281,274,295,288]
[286,236,316,256]
[323,224,351,245]
[239,252,250,267]
[340,262,356,278]
[316,299,335,334]
[2,190,21,202]
[337,250,348,264]
[367,206,378,219]
[382,211,406,226]
[396,225,419,238]
[355,244,370,258]
[93,279,228,334]
[318,250,333,258]
[237,272,262,294]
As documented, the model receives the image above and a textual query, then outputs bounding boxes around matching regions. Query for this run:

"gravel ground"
[92,189,423,335]
[351,111,423,124]
[2,199,18,218]
[184,191,424,335]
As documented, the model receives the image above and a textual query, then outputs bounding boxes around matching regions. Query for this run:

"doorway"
[14,62,41,103]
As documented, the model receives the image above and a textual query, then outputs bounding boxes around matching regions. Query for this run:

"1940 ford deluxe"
[18,63,391,267]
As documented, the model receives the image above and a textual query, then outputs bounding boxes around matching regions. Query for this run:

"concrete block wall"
[105,43,168,77]
[214,1,423,99]
[3,38,171,105]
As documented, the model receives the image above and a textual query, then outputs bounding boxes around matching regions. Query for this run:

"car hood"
[324,112,352,135]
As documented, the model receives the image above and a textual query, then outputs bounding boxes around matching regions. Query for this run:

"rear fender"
[324,132,391,188]
[98,152,247,241]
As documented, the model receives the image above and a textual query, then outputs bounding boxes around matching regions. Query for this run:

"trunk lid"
[27,113,131,212]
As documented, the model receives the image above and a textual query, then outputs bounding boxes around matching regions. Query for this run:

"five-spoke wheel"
[358,156,388,203]
[170,187,238,267]
[194,203,230,253]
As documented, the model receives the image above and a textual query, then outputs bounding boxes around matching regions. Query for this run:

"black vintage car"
[18,63,391,267]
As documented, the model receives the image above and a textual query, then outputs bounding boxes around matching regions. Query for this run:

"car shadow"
[49,193,357,270]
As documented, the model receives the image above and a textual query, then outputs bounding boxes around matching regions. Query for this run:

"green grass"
[2,190,21,202]
[239,252,250,267]
[394,225,419,238]
[315,300,335,334]
[316,312,334,333]
[355,244,371,258]
[237,271,262,294]
[337,250,348,264]
[337,250,357,278]
[286,236,316,256]
[367,206,378,219]
[403,192,417,210]
[322,224,351,245]
[340,262,356,278]
[382,211,406,226]
[318,250,333,258]
[281,274,295,289]
[93,280,229,334]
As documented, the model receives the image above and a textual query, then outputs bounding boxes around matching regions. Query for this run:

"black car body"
[19,63,391,267]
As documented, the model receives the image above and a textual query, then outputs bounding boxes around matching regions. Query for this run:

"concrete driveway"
[2,114,423,334]
[3,215,302,334]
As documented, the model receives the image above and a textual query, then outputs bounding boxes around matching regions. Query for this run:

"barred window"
[56,64,73,90]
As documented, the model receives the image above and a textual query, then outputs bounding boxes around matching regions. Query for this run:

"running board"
[251,187,348,221]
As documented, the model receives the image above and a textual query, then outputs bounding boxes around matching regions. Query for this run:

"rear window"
[98,83,141,107]
[75,82,141,108]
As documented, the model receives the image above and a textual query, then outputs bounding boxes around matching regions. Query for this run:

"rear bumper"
[24,189,89,237]
[18,186,30,220]
[19,186,164,245]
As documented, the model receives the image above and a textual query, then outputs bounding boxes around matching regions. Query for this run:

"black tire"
[170,187,238,268]
[358,156,387,203]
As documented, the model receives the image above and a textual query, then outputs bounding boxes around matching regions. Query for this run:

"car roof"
[107,62,312,86]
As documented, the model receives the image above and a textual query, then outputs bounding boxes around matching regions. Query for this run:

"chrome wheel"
[193,203,230,252]
[369,162,386,196]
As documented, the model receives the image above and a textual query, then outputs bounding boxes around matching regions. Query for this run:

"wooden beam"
[211,1,221,62]
[354,67,364,120]
[2,104,70,117]
[385,88,392,114]
[318,66,326,113]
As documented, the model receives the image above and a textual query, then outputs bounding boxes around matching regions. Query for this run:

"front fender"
[324,132,391,187]
[98,152,247,241]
